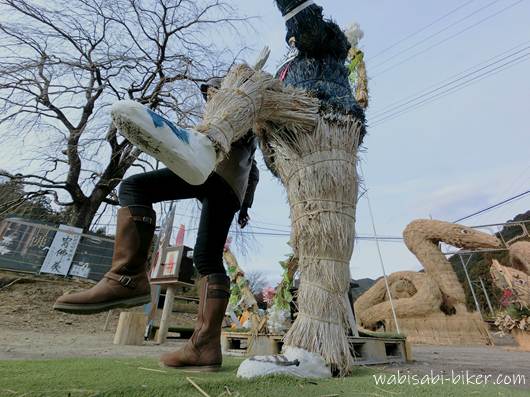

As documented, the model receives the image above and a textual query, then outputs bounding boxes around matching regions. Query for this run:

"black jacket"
[215,131,259,208]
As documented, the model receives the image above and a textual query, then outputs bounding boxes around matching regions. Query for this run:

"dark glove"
[238,206,250,229]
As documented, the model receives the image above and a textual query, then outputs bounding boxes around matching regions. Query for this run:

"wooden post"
[157,285,176,344]
[103,309,113,331]
[404,340,414,362]
[113,312,147,345]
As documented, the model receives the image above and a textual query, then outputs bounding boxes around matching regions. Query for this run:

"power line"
[453,189,530,223]
[370,44,530,121]
[370,50,530,126]
[370,41,530,117]
[367,0,477,61]
[370,0,499,69]
[114,215,403,241]
[371,0,524,79]
[95,203,288,231]
[196,227,404,241]
[246,225,290,232]
[371,51,530,126]
[501,163,530,198]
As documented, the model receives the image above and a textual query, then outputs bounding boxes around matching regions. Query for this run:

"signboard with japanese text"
[0,218,113,281]
[40,225,83,276]
[150,207,175,279]
[69,262,91,278]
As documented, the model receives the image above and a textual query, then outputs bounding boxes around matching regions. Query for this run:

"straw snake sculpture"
[355,219,502,330]
[507,241,530,274]
[490,241,530,304]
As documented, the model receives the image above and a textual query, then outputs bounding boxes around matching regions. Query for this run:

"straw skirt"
[269,113,363,375]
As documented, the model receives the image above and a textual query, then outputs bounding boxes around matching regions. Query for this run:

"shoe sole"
[111,108,212,186]
[159,361,221,372]
[53,294,151,315]
[112,114,164,162]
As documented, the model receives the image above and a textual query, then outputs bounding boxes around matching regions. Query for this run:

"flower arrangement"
[495,287,530,335]
[271,255,295,310]
[266,255,296,334]
[262,286,276,306]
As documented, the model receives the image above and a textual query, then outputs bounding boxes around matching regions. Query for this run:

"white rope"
[359,163,401,334]
[283,0,314,21]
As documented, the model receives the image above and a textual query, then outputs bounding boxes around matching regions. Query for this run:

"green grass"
[0,357,526,397]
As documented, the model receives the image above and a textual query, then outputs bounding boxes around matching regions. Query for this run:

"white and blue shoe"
[237,346,332,379]
[111,100,217,185]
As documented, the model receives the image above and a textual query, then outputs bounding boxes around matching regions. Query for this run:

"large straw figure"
[237,1,367,378]
[111,0,366,378]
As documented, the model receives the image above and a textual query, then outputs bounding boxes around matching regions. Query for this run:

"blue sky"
[1,0,529,285]
[212,0,530,283]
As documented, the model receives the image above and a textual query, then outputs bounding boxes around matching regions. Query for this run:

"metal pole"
[459,254,482,318]
[361,165,400,334]
[478,277,495,317]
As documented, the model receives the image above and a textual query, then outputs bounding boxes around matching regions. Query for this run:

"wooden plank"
[157,285,176,344]
[174,295,199,302]
[172,302,198,314]
[113,312,147,345]
[150,278,194,287]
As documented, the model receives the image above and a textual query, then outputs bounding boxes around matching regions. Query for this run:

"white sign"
[40,225,83,276]
[150,208,175,279]
[69,262,91,278]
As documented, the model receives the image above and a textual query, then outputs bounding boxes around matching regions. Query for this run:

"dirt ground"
[1,271,530,389]
[397,345,530,385]
[0,271,193,360]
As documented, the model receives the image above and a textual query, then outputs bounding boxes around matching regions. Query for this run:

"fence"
[0,217,114,282]
[444,220,530,318]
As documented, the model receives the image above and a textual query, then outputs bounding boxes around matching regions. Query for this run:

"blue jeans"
[118,169,240,275]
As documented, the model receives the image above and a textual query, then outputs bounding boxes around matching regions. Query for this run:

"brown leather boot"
[160,273,230,371]
[53,205,156,314]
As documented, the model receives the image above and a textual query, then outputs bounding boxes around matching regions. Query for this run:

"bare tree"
[246,270,268,295]
[0,0,248,230]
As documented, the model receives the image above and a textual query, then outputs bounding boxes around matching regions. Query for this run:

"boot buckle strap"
[207,289,230,299]
[105,273,136,289]
[131,215,155,225]
[119,275,135,288]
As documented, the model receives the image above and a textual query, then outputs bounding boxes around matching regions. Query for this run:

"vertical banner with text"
[40,225,83,276]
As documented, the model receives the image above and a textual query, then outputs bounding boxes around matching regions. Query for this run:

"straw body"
[266,113,362,375]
